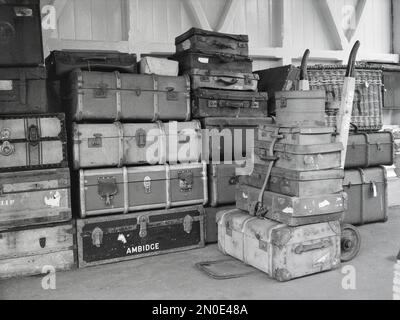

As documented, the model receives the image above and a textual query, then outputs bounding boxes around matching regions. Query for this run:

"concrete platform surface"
[1,208,399,300]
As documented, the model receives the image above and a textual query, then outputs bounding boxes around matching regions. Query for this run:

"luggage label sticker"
[44,191,61,208]
[0,81,13,91]
[0,199,15,207]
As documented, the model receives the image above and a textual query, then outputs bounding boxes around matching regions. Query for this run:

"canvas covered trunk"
[236,184,346,226]
[76,205,205,268]
[343,166,388,225]
[46,50,138,80]
[0,222,76,278]
[72,121,202,169]
[345,132,394,169]
[79,162,208,218]
[175,28,249,56]
[0,113,67,172]
[170,50,253,73]
[240,165,344,197]
[254,140,342,171]
[188,69,258,91]
[0,0,44,67]
[0,67,47,114]
[191,88,268,118]
[0,168,71,230]
[64,70,191,122]
[217,209,341,282]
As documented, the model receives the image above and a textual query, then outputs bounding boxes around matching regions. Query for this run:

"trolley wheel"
[340,224,361,262]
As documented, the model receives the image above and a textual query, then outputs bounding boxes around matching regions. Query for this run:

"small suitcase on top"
[46,50,138,80]
[217,209,341,282]
[175,28,249,56]
[0,0,44,67]
[0,67,47,115]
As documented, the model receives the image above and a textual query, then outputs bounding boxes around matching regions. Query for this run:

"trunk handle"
[294,239,331,254]
[216,77,239,85]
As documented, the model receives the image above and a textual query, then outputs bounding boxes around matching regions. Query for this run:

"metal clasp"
[138,216,149,238]
[135,128,147,148]
[143,176,152,194]
[28,125,39,146]
[98,177,118,206]
[183,215,194,234]
[94,83,108,98]
[0,141,14,156]
[91,227,104,247]
[88,134,102,148]
[178,170,193,192]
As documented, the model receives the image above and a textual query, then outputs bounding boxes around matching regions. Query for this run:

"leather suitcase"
[170,50,253,74]
[191,88,268,119]
[72,121,202,169]
[64,69,191,122]
[46,50,137,80]
[343,166,388,225]
[254,140,342,171]
[189,69,258,91]
[217,209,341,281]
[205,205,235,244]
[0,168,71,231]
[0,222,76,279]
[78,162,208,218]
[0,0,44,66]
[275,90,326,127]
[236,184,346,226]
[258,124,336,146]
[208,163,244,207]
[202,117,272,161]
[345,132,394,169]
[76,205,205,268]
[0,113,67,172]
[240,165,344,197]
[175,28,249,56]
[0,67,47,114]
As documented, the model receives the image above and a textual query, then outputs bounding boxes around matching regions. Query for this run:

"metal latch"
[166,87,178,101]
[135,128,147,148]
[229,176,239,185]
[28,125,39,146]
[200,75,210,82]
[91,227,104,247]
[178,170,193,192]
[208,100,218,108]
[94,83,108,98]
[98,177,118,206]
[138,216,149,238]
[279,96,287,108]
[39,237,46,249]
[143,176,152,194]
[183,215,194,234]
[88,134,102,148]
[0,141,14,156]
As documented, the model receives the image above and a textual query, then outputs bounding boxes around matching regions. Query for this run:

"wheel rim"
[341,225,361,262]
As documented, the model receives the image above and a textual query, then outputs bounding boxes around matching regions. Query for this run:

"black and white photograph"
[0,0,400,305]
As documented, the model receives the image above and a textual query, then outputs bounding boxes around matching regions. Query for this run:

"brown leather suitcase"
[0,67,47,114]
[78,163,208,218]
[192,88,268,119]
[0,113,67,172]
[76,205,205,268]
[175,28,249,56]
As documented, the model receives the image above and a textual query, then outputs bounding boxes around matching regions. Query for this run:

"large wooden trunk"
[64,70,191,122]
[72,121,202,169]
[217,209,341,282]
[191,88,268,118]
[240,165,344,197]
[76,205,205,268]
[343,166,388,225]
[0,222,76,279]
[170,51,253,73]
[78,162,208,218]
[189,69,258,91]
[254,140,342,171]
[202,117,272,161]
[0,168,71,231]
[0,113,67,172]
[0,67,47,114]
[46,50,138,80]
[345,132,394,169]
[236,184,346,226]
[175,28,249,56]
[0,0,43,67]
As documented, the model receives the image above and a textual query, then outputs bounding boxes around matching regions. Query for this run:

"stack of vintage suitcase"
[171,28,270,244]
[0,0,75,278]
[46,50,208,268]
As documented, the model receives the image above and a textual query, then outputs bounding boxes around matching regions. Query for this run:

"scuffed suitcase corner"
[271,228,293,248]
[274,268,293,282]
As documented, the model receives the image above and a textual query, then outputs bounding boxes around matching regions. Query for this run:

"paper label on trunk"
[0,81,13,91]
[319,200,330,208]
[44,191,61,208]
[198,57,209,64]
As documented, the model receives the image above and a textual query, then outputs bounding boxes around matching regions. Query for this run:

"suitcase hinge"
[178,170,193,192]
[94,83,109,98]
[98,177,118,206]
[183,215,194,234]
[143,176,152,194]
[91,227,104,248]
[138,216,149,238]
[135,129,147,148]
[88,134,103,148]
[28,125,40,146]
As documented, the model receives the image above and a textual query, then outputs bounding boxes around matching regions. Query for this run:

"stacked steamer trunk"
[0,0,74,279]
[47,51,207,268]
[255,64,393,226]
[219,86,346,282]
[171,28,271,244]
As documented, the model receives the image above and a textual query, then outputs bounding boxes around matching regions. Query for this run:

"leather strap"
[122,166,129,214]
[152,74,159,122]
[115,122,124,167]
[115,71,122,121]
[25,117,41,166]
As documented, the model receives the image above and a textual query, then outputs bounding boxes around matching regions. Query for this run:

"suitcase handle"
[81,56,108,62]
[216,77,239,85]
[294,239,331,254]
[220,101,248,109]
